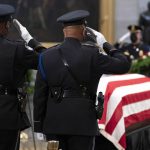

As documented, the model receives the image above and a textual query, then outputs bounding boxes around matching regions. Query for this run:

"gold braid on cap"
[131,25,135,32]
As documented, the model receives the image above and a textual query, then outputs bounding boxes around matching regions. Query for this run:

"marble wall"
[115,0,150,42]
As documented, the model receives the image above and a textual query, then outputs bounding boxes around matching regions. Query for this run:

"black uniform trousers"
[94,134,117,150]
[46,134,95,150]
[0,130,20,150]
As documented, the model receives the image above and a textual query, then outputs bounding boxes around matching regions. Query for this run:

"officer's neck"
[63,26,84,41]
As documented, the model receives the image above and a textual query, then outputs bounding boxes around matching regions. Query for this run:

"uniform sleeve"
[15,44,45,70]
[93,49,131,74]
[28,39,46,53]
[33,71,49,132]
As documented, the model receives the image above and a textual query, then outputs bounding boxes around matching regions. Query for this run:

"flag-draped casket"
[97,74,150,150]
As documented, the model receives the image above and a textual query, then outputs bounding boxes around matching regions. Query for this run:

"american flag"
[97,74,150,150]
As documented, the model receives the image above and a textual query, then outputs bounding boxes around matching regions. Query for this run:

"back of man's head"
[57,10,89,41]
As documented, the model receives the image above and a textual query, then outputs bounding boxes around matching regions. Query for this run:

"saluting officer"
[0,4,44,150]
[121,25,150,62]
[33,10,130,150]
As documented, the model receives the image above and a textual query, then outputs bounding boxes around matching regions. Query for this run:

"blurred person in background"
[121,25,150,62]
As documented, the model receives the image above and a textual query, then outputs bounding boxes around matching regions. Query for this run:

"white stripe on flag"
[112,116,125,141]
[106,82,150,124]
[97,74,144,95]
[123,99,150,117]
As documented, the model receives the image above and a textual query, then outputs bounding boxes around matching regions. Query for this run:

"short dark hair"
[0,15,12,23]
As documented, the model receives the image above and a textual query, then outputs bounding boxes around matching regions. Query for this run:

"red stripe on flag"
[105,102,123,134]
[122,90,150,106]
[119,133,126,149]
[105,77,150,102]
[125,109,150,128]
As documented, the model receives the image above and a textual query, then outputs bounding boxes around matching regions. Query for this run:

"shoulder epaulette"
[5,38,24,43]
[82,42,98,48]
[48,43,60,49]
[5,38,25,45]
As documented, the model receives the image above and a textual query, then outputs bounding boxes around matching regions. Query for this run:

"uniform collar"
[131,42,142,47]
[63,37,81,46]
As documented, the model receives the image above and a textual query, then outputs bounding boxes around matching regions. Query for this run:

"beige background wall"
[115,0,150,42]
[99,0,115,43]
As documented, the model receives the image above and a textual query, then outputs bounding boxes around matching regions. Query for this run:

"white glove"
[13,19,33,44]
[25,45,33,51]
[86,27,107,48]
[35,132,46,141]
[118,32,130,43]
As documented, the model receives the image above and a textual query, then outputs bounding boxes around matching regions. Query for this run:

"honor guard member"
[33,10,130,150]
[121,25,150,62]
[0,4,44,150]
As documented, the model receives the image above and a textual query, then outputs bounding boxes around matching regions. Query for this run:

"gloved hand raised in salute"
[13,19,33,44]
[86,27,117,55]
[86,27,107,48]
[13,19,44,51]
